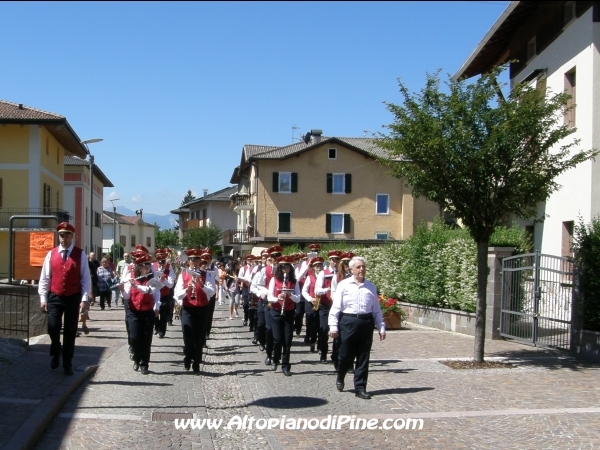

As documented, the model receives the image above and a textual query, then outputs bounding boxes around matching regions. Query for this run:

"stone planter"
[383,311,403,330]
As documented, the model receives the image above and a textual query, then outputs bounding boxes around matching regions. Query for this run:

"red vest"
[153,262,172,297]
[129,277,155,312]
[50,247,83,296]
[321,268,333,307]
[271,277,296,312]
[181,271,209,307]
[265,265,274,289]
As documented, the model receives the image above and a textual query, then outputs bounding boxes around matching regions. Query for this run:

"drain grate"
[152,412,194,422]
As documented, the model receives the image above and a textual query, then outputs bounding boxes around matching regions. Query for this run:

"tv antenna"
[363,129,371,137]
[292,125,301,142]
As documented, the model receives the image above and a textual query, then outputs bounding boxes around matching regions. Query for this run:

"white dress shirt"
[267,277,301,304]
[121,277,161,312]
[173,275,215,305]
[38,243,92,304]
[328,276,385,334]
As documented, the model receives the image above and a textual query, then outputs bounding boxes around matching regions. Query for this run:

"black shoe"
[243,320,248,326]
[265,357,271,366]
[282,368,291,376]
[158,333,165,339]
[295,329,301,336]
[336,377,344,392]
[168,321,173,326]
[140,366,149,375]
[259,345,265,352]
[192,363,200,373]
[355,391,372,400]
[154,329,158,335]
[133,362,140,371]
[310,344,316,353]
[320,355,327,363]
[129,353,135,361]
[64,367,73,376]
[249,327,254,332]
[271,362,278,371]
[252,338,258,345]
[184,357,191,371]
[51,355,60,369]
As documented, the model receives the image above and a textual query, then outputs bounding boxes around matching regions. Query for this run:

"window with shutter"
[376,194,390,214]
[325,213,332,233]
[326,173,333,193]
[328,213,344,233]
[332,174,345,194]
[275,172,294,193]
[272,172,279,193]
[343,214,351,233]
[345,173,352,193]
[291,173,298,192]
[278,212,291,233]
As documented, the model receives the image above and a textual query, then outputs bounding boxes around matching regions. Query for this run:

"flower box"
[383,310,403,330]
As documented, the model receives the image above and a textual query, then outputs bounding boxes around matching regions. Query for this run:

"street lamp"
[110,198,120,264]
[81,138,103,254]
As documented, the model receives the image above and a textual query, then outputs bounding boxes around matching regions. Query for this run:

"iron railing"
[0,282,31,342]
[0,208,70,229]
[222,229,250,245]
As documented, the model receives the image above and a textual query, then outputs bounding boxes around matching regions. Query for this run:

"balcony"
[222,229,252,245]
[230,193,253,211]
[0,208,70,229]
[181,218,207,231]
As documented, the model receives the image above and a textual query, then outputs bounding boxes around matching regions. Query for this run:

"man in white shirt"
[38,222,92,375]
[329,257,385,399]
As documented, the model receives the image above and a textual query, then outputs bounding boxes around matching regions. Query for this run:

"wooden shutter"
[325,213,332,233]
[291,173,298,192]
[0,178,3,208]
[278,212,291,233]
[345,174,352,193]
[343,214,351,233]
[272,172,279,192]
[326,173,332,193]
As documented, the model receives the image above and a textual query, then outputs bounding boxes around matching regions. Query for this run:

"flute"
[118,274,152,286]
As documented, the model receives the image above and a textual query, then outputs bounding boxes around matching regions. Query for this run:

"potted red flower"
[378,295,407,330]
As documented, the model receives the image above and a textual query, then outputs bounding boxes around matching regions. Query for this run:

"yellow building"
[0,100,89,277]
[227,130,440,254]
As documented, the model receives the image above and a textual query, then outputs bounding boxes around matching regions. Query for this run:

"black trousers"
[337,314,375,391]
[181,305,209,364]
[304,301,318,345]
[241,287,250,322]
[255,300,265,343]
[318,304,332,358]
[263,302,274,358]
[167,296,174,323]
[123,298,131,346]
[294,299,305,335]
[126,308,155,368]
[248,296,257,331]
[205,295,217,338]
[154,295,172,335]
[270,308,295,370]
[47,292,81,369]
[99,289,111,309]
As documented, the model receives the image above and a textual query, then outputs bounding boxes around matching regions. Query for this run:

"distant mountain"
[115,206,178,230]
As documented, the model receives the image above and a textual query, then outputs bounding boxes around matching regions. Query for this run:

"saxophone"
[312,295,321,311]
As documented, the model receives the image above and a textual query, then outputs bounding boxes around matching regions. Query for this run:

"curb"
[3,365,98,450]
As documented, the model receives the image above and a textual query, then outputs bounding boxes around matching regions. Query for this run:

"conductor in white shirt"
[329,257,385,399]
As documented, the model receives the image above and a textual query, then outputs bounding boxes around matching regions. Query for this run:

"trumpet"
[312,295,321,311]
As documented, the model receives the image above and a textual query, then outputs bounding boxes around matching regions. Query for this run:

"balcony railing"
[222,229,252,245]
[230,193,253,210]
[0,208,70,229]
[181,218,207,231]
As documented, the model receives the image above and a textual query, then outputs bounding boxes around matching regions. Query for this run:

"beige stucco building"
[229,131,439,254]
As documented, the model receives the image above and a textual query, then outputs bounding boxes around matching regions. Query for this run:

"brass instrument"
[312,295,321,311]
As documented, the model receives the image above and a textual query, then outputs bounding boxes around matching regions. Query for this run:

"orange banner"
[30,232,54,267]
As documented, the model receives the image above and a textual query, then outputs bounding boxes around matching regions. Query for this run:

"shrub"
[574,216,600,332]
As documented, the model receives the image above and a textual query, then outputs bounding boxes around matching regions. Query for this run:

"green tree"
[181,223,222,250]
[376,66,597,362]
[156,228,179,249]
[181,190,196,206]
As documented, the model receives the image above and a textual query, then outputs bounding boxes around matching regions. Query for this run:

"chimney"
[203,189,208,197]
[311,129,323,143]
[18,104,23,110]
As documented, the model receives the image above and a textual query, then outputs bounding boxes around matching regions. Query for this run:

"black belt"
[341,312,373,320]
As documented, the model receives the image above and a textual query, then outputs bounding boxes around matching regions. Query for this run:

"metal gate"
[500,252,573,350]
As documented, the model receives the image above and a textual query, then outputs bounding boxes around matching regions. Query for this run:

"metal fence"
[0,282,31,342]
[500,252,573,350]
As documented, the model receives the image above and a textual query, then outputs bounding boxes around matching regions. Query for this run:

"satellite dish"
[303,132,311,144]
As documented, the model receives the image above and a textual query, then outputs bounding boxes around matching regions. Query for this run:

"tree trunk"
[473,239,489,362]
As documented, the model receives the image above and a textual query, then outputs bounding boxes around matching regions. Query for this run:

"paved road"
[1,301,599,449]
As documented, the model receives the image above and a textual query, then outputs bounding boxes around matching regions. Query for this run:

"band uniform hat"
[308,243,321,251]
[268,245,284,256]
[186,248,203,258]
[260,249,269,258]
[134,253,153,266]
[309,256,325,266]
[56,222,76,234]
[200,247,213,258]
[155,247,168,255]
[135,245,150,255]
[130,249,147,259]
[340,251,355,261]
[327,250,342,259]
[155,252,168,261]
[277,255,295,265]
[246,255,256,261]
[299,252,308,260]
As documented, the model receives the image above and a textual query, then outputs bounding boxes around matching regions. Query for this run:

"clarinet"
[281,273,288,315]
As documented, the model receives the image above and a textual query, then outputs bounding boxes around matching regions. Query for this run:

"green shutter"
[278,212,291,232]
[291,173,298,192]
[326,173,332,193]
[273,172,279,193]
[345,173,352,193]
[326,213,332,233]
[343,214,351,233]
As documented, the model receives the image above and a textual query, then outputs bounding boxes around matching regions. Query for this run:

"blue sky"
[2,1,509,217]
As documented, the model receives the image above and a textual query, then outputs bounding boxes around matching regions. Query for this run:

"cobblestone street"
[2,301,599,449]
